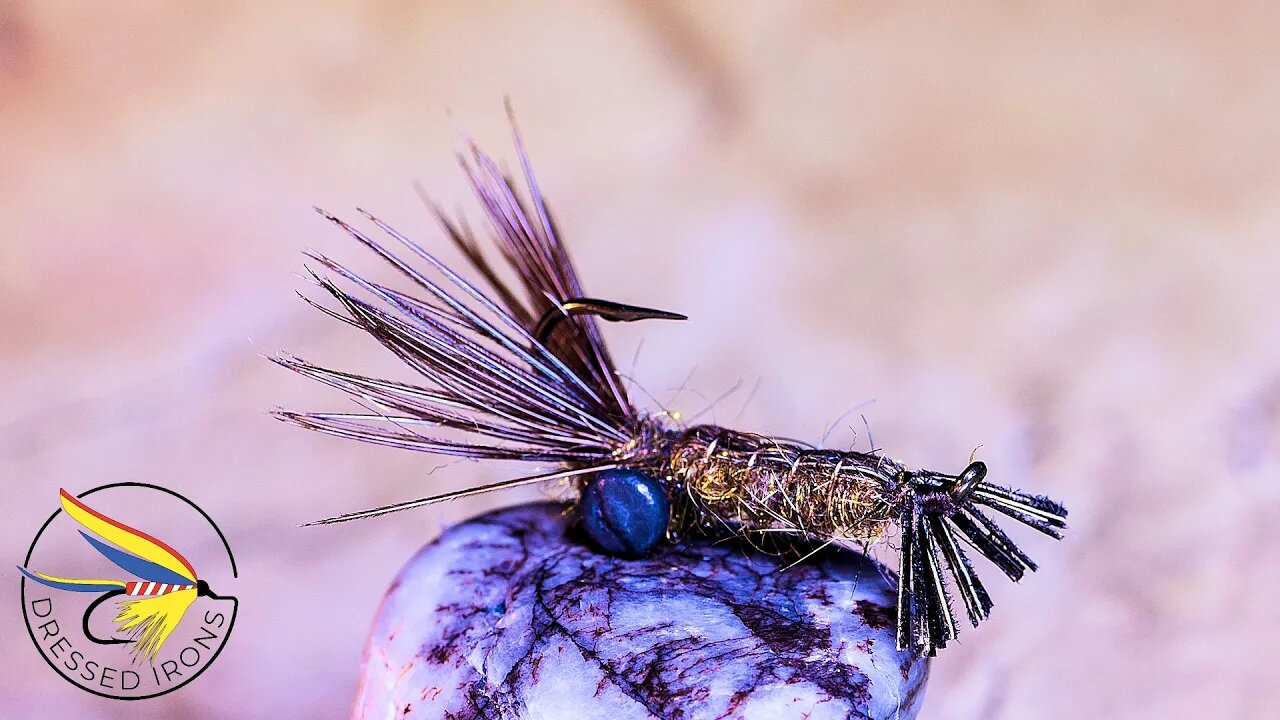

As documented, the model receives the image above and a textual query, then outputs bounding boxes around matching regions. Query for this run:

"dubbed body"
[661,425,900,546]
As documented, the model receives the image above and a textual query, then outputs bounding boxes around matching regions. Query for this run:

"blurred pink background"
[4,2,1279,718]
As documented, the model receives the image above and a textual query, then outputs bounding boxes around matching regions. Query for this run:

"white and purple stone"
[354,503,929,720]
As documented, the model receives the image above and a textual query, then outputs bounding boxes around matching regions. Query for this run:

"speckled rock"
[354,503,928,720]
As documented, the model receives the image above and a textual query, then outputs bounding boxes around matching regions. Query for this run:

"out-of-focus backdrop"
[3,2,1278,718]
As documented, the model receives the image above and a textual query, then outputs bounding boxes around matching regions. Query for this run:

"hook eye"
[951,461,986,501]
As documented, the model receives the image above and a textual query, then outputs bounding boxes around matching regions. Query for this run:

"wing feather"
[17,567,125,593]
[275,124,653,522]
[78,531,193,586]
[440,113,635,420]
[58,489,197,583]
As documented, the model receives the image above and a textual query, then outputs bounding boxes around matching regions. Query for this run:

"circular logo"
[19,483,238,700]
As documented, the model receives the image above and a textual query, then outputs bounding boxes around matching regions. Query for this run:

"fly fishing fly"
[274,118,1067,656]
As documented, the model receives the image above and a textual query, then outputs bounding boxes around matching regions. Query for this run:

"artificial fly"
[274,115,1068,656]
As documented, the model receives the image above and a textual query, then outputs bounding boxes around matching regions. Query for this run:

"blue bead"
[579,469,670,558]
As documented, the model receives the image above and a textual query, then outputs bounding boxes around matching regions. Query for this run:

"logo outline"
[19,482,239,700]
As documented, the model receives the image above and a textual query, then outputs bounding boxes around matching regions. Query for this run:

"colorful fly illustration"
[274,116,1068,656]
[18,490,228,661]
